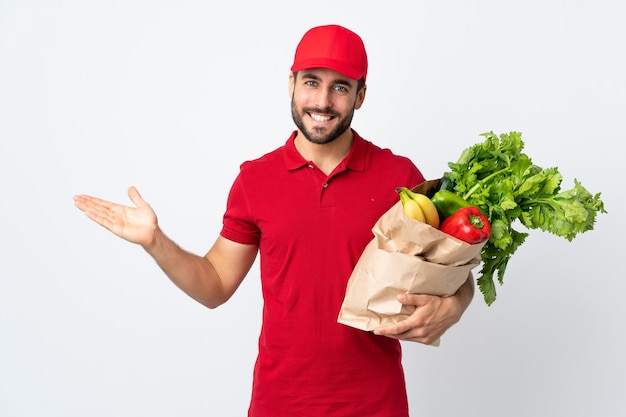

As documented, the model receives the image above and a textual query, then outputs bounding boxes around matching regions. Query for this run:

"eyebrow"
[301,72,353,87]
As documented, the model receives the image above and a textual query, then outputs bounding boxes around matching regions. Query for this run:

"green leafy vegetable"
[443,131,606,306]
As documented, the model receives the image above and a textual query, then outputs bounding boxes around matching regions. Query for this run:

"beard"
[291,99,355,145]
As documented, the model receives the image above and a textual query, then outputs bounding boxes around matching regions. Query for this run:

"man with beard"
[74,24,474,417]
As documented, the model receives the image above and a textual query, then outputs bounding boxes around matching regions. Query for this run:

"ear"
[288,72,296,98]
[354,84,367,110]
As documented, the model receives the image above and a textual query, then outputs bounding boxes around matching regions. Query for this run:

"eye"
[333,84,349,93]
[305,80,318,87]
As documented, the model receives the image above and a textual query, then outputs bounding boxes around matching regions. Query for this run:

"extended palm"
[73,186,158,247]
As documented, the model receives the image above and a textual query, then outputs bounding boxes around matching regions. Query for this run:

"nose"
[314,87,333,110]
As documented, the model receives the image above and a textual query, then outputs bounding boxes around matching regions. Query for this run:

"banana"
[399,187,440,228]
[406,188,441,229]
[398,188,426,222]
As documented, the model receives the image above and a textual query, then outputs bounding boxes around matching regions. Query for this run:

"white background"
[1,1,624,416]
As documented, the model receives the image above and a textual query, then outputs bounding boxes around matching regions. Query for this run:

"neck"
[294,129,354,175]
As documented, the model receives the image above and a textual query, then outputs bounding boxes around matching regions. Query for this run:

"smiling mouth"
[308,112,334,122]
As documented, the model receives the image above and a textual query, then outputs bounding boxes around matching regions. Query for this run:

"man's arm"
[145,232,257,308]
[373,273,474,345]
[73,186,257,309]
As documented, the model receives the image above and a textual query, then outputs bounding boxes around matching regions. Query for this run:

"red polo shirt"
[221,130,425,417]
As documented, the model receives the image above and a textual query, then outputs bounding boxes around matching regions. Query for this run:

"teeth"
[310,113,332,122]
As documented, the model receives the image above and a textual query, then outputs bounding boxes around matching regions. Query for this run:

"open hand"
[73,186,158,247]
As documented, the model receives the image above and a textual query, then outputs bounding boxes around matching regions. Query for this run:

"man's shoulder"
[241,146,284,167]
[356,133,415,166]
[238,136,291,173]
[354,132,424,186]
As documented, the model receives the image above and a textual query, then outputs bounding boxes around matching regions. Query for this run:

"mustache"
[302,107,341,117]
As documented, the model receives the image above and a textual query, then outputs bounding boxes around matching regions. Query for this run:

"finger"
[374,326,426,343]
[127,186,146,208]
[80,204,118,231]
[373,319,414,337]
[73,194,115,211]
[374,322,435,344]
[73,195,88,211]
[73,195,119,229]
[397,292,428,306]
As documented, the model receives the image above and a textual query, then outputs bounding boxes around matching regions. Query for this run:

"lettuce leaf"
[444,131,606,305]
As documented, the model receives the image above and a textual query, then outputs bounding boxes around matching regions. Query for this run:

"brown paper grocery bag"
[337,180,485,340]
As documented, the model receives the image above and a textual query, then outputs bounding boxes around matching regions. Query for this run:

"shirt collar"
[283,129,367,172]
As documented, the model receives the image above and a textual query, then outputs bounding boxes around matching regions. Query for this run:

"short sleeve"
[219,171,261,245]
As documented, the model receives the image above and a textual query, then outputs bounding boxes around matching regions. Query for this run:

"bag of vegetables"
[338,131,606,335]
[337,178,485,336]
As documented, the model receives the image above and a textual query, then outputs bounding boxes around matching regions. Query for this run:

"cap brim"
[291,58,364,81]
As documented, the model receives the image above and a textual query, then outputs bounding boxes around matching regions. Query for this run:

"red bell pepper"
[439,206,491,244]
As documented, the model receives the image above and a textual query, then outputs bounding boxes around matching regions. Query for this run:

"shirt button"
[308,164,314,169]
[323,182,328,188]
